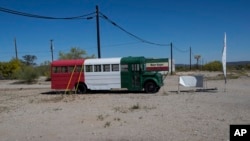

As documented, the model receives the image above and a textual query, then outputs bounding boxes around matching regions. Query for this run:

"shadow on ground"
[41,90,149,95]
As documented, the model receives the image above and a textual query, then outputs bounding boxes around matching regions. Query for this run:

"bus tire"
[144,81,157,93]
[76,83,87,94]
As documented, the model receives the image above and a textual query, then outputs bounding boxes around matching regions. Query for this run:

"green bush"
[246,64,250,70]
[0,59,21,79]
[36,61,51,80]
[176,65,190,72]
[203,61,222,71]
[16,66,39,83]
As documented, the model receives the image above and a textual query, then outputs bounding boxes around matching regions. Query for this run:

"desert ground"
[0,72,250,141]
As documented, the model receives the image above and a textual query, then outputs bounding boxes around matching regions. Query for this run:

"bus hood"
[143,71,161,76]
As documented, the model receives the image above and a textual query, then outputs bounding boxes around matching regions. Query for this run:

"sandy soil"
[0,72,250,141]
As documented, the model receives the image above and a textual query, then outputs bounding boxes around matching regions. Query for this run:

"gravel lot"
[0,72,250,141]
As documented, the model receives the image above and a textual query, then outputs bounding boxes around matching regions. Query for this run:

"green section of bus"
[120,56,164,93]
[146,58,169,63]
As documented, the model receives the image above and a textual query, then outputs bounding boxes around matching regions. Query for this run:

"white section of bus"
[84,58,121,90]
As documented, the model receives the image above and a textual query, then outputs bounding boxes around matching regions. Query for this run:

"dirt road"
[0,73,250,141]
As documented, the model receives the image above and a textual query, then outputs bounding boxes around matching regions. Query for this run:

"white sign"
[146,62,168,71]
[179,76,203,87]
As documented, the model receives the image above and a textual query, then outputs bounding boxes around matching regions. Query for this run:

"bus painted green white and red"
[51,56,164,93]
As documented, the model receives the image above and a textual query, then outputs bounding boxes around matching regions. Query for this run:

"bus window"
[86,65,93,72]
[137,64,140,71]
[94,65,101,72]
[142,64,145,71]
[75,66,84,72]
[112,64,119,71]
[61,66,68,73]
[132,64,135,71]
[52,67,59,73]
[121,64,128,71]
[69,66,74,72]
[132,64,140,71]
[103,64,110,72]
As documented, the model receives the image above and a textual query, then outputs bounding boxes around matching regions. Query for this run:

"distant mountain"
[227,61,250,66]
[176,61,250,67]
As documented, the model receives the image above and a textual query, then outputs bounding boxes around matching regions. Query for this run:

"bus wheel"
[144,81,157,93]
[76,84,87,94]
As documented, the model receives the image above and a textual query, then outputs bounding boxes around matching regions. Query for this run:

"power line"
[0,6,169,45]
[173,45,189,53]
[0,6,171,60]
[99,12,170,47]
[0,6,95,20]
[103,42,141,48]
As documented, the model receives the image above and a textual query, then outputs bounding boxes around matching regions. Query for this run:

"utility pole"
[96,5,101,58]
[50,39,54,61]
[190,46,192,71]
[170,42,173,75]
[14,38,18,60]
[194,55,201,70]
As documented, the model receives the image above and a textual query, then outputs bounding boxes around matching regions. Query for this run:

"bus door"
[131,64,141,90]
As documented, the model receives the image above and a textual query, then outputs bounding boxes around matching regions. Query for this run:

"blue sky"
[0,0,249,64]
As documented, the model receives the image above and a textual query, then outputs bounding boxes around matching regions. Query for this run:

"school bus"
[51,56,164,93]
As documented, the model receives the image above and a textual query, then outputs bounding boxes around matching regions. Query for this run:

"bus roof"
[51,59,84,66]
[84,58,121,65]
[121,56,145,64]
[51,57,149,66]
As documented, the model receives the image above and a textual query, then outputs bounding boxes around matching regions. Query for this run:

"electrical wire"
[99,12,170,47]
[0,6,172,62]
[173,45,189,53]
[102,42,141,48]
[0,6,170,46]
[0,6,95,20]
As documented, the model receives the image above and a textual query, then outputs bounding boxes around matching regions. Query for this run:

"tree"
[58,47,95,60]
[0,59,21,79]
[16,66,39,83]
[203,61,222,71]
[36,60,51,79]
[194,55,201,69]
[22,55,37,66]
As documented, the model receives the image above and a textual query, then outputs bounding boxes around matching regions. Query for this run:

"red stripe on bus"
[146,67,169,71]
